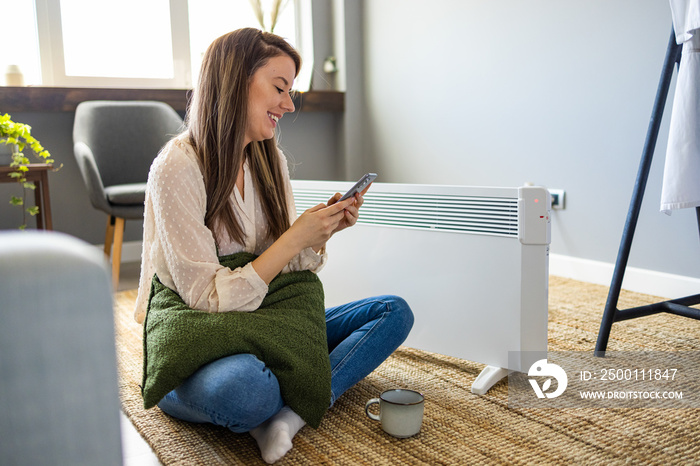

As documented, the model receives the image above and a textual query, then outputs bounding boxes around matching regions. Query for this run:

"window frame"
[33,0,310,90]
[35,0,191,89]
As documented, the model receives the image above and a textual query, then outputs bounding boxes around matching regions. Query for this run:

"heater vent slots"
[294,190,519,237]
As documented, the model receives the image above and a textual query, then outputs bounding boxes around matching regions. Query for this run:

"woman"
[134,28,413,464]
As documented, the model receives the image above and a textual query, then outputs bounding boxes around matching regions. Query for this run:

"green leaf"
[1,114,56,227]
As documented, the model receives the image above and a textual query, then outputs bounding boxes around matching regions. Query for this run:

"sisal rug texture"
[114,277,700,465]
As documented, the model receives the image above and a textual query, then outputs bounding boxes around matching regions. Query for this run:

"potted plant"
[0,113,56,229]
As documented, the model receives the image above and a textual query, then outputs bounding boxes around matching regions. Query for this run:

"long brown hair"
[186,28,301,245]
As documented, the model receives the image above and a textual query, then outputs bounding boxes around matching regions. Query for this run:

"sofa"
[0,230,122,465]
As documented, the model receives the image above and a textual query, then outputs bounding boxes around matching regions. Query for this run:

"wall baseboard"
[550,253,700,300]
[106,241,699,300]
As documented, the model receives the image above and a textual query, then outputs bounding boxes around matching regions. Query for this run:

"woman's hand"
[287,197,356,251]
[251,190,365,284]
[326,191,365,236]
[252,198,354,283]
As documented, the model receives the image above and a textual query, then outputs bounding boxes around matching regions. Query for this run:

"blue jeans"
[157,295,414,432]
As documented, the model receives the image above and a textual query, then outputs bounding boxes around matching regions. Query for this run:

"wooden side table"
[0,164,53,230]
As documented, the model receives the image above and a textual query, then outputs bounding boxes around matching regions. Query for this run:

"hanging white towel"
[660,0,700,213]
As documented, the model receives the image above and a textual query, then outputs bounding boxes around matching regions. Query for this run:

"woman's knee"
[169,353,284,432]
[205,354,281,402]
[379,295,414,339]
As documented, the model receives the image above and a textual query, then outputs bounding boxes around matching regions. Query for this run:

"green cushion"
[141,252,331,428]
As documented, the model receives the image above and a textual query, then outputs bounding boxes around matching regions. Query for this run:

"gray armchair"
[0,231,122,465]
[73,100,184,289]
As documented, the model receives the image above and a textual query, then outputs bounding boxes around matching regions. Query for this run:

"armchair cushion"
[105,183,147,205]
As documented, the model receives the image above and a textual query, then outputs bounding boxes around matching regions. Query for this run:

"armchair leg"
[111,217,125,290]
[104,216,115,258]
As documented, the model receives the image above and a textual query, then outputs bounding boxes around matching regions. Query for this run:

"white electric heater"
[292,181,551,394]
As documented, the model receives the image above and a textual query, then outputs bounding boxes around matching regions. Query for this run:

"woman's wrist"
[252,230,304,284]
[279,228,306,255]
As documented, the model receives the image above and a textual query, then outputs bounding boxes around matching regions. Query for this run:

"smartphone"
[339,173,377,201]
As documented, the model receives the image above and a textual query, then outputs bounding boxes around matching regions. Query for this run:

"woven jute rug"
[114,277,700,465]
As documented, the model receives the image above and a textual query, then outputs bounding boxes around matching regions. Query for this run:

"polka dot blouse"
[133,133,326,324]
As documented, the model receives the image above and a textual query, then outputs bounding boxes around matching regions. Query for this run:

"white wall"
[356,0,700,281]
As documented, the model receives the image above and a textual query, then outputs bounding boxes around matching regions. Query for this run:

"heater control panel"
[518,187,551,245]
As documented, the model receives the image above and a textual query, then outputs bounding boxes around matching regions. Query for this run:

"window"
[189,0,294,88]
[2,0,42,86]
[5,0,312,90]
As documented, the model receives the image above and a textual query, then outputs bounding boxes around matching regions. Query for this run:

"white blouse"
[133,133,327,324]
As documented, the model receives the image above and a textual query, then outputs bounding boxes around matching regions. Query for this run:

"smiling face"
[244,54,296,146]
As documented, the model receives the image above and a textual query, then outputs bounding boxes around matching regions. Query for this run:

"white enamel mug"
[365,389,424,438]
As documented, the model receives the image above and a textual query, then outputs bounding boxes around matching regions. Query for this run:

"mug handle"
[365,398,381,421]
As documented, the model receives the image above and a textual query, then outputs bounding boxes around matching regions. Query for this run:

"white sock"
[250,406,306,464]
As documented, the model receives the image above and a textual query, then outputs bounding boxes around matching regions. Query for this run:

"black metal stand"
[595,28,700,357]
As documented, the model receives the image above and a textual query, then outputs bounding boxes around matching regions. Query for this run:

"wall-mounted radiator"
[292,181,551,394]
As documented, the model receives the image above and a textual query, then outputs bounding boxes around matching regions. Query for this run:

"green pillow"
[141,252,331,429]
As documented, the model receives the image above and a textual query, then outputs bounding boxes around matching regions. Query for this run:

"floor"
[120,411,161,466]
[117,262,162,466]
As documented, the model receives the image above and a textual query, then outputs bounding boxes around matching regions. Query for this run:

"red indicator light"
[534,198,539,203]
